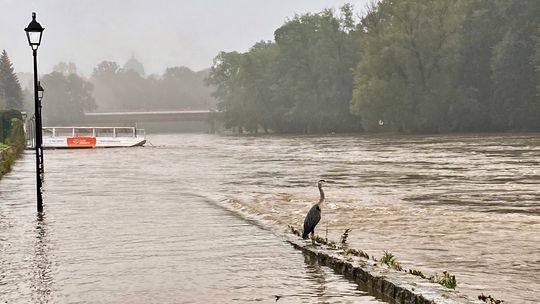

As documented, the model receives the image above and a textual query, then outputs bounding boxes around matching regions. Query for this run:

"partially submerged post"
[24,12,45,212]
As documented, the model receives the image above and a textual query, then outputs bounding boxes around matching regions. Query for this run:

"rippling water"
[0,136,383,303]
[201,133,540,304]
[1,133,539,303]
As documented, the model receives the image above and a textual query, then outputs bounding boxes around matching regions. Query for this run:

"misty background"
[1,1,539,133]
[1,0,364,76]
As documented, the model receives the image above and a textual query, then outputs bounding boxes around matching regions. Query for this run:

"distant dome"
[123,55,145,76]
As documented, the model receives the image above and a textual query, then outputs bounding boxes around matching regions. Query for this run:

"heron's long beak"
[324,180,335,184]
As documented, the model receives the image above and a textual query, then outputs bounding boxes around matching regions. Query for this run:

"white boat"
[42,127,146,148]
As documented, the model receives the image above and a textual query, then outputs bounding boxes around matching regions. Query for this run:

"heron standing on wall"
[302,179,328,239]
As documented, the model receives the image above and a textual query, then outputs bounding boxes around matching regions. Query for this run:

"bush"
[0,109,23,143]
[7,118,25,153]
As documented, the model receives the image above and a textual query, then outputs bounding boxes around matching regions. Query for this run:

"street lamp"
[25,13,44,50]
[37,81,44,101]
[37,81,44,176]
[25,12,44,212]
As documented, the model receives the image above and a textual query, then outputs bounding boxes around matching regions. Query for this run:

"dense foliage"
[0,50,23,111]
[209,1,540,134]
[352,0,540,133]
[0,110,25,177]
[208,5,361,133]
[0,109,23,145]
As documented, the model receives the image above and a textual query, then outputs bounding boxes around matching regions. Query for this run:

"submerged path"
[0,150,383,303]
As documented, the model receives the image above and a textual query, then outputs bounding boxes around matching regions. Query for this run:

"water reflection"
[300,254,379,304]
[304,255,329,301]
[31,212,52,304]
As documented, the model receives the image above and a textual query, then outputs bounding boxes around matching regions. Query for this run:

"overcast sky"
[1,0,370,77]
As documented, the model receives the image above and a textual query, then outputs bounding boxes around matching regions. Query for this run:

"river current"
[1,133,539,303]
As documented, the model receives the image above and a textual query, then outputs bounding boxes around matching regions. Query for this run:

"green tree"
[207,51,246,131]
[241,41,282,133]
[274,5,361,133]
[452,0,505,131]
[208,5,362,134]
[41,72,97,125]
[0,50,24,110]
[208,43,285,133]
[351,0,466,133]
[489,0,540,130]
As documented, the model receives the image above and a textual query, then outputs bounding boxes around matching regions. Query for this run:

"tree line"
[43,58,214,125]
[91,60,213,113]
[0,51,214,125]
[3,0,539,133]
[208,0,540,134]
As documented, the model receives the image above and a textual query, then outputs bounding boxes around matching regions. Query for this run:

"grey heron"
[302,179,327,239]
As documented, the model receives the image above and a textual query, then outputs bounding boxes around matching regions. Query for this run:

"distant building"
[123,55,145,77]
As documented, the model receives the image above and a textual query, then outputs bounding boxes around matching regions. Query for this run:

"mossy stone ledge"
[218,199,482,304]
[284,233,481,304]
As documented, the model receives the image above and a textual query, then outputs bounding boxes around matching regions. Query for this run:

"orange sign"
[67,137,97,148]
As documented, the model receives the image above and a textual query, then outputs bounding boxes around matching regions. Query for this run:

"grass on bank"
[288,225,460,289]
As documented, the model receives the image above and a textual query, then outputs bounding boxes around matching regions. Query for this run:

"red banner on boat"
[67,137,96,148]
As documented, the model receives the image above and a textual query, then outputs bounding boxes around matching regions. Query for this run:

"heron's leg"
[310,231,315,244]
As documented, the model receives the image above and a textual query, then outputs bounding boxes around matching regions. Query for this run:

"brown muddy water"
[2,133,540,303]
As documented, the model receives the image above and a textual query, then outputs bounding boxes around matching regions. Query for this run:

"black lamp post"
[25,12,44,212]
[37,81,44,175]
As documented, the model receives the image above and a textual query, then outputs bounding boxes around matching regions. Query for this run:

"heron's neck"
[318,183,325,205]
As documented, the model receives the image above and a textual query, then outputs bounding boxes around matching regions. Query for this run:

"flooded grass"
[431,271,457,289]
[378,250,403,271]
[290,224,464,293]
[339,228,351,245]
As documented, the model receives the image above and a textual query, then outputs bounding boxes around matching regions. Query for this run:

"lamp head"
[37,81,44,101]
[24,12,44,50]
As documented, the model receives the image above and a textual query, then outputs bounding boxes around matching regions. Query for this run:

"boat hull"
[43,136,146,148]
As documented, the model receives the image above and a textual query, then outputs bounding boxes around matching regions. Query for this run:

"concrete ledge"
[285,234,479,304]
[219,199,482,304]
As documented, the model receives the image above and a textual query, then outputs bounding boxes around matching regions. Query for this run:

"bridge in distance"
[84,110,213,123]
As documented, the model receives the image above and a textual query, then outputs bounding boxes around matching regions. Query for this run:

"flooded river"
[1,133,540,303]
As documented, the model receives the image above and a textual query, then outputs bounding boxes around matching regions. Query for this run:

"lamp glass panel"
[28,31,41,45]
